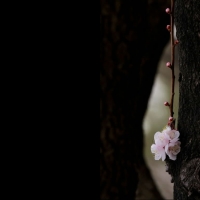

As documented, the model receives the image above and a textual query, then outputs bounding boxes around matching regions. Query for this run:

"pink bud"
[174,40,179,45]
[165,8,171,14]
[164,102,170,106]
[169,117,173,121]
[166,62,171,68]
[166,25,171,31]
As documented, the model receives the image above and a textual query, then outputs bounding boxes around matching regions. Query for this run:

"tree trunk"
[165,0,200,199]
[100,0,170,199]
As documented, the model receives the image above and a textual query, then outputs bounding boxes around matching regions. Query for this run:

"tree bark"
[100,0,170,199]
[165,0,200,199]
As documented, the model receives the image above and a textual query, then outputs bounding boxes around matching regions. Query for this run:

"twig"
[170,0,175,118]
[165,0,178,129]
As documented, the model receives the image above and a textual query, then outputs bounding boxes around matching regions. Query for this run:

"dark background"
[100,0,171,199]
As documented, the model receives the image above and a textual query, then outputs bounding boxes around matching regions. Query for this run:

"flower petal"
[155,153,161,160]
[154,132,161,142]
[174,131,180,138]
[151,144,156,153]
[165,143,169,153]
[161,151,166,161]
[154,131,170,146]
[163,126,171,132]
[164,132,171,140]
[168,154,176,160]
[170,137,179,143]
[155,138,163,146]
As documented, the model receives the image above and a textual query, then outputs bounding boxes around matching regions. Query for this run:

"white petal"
[165,126,171,132]
[164,132,171,140]
[155,153,161,160]
[165,143,169,153]
[174,131,180,138]
[151,144,156,153]
[154,132,161,142]
[169,154,176,160]
[161,151,166,161]
[168,142,176,147]
[155,138,163,146]
[170,137,179,143]
[162,126,170,134]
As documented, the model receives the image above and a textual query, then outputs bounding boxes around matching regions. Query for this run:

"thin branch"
[170,0,175,118]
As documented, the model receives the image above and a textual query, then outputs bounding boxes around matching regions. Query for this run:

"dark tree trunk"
[165,0,200,199]
[100,0,171,199]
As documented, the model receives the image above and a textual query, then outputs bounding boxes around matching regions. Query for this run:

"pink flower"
[154,131,170,147]
[163,126,180,143]
[151,143,166,161]
[165,141,181,160]
[151,126,181,161]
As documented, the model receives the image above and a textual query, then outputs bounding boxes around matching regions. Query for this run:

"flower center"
[168,131,175,139]
[159,134,166,142]
[169,145,180,153]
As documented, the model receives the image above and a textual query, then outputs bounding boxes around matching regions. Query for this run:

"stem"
[170,0,175,118]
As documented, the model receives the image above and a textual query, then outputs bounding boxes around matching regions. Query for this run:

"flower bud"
[166,62,171,68]
[169,117,173,121]
[166,25,171,31]
[174,40,179,45]
[165,8,171,14]
[164,102,170,106]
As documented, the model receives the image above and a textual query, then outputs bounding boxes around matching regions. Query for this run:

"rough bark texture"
[100,0,170,199]
[165,0,200,199]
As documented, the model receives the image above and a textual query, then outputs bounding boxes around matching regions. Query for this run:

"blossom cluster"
[151,126,181,161]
